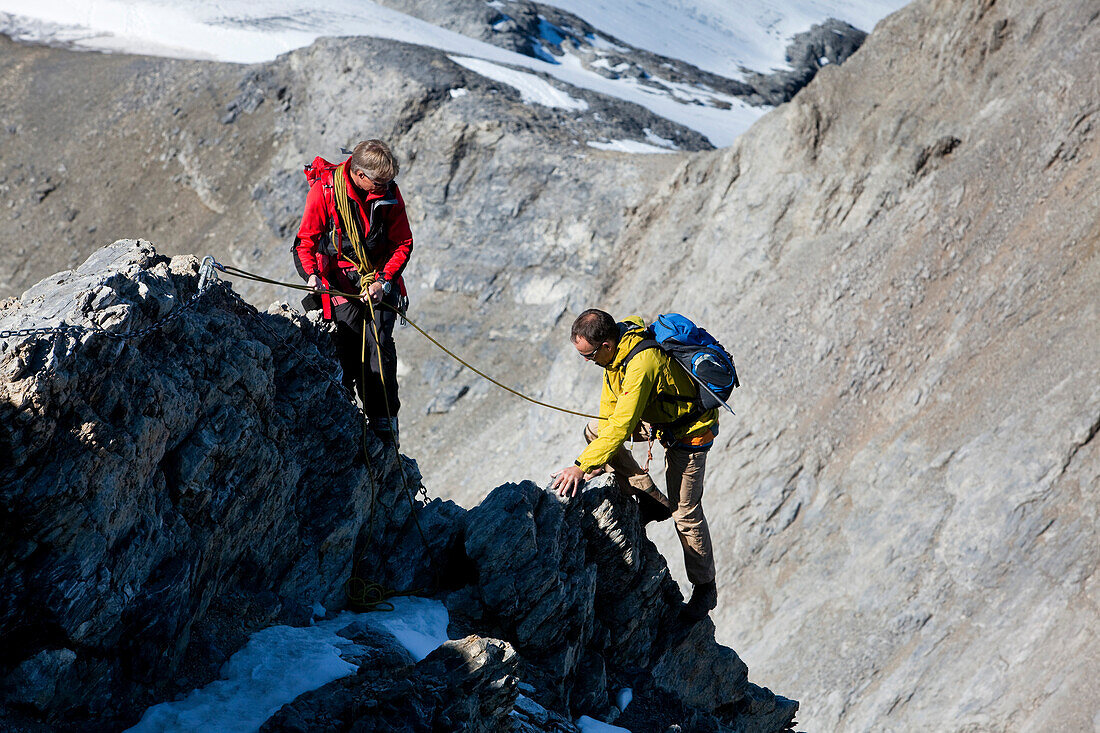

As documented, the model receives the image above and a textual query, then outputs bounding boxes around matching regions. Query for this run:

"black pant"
[332,295,400,418]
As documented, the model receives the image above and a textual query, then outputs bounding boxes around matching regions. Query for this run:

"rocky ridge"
[0,240,796,731]
[370,0,868,107]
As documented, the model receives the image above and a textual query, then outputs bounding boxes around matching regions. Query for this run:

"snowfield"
[0,0,908,146]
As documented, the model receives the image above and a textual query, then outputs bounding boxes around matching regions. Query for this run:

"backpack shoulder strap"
[617,324,656,365]
[621,337,659,370]
[621,334,705,433]
[619,331,686,396]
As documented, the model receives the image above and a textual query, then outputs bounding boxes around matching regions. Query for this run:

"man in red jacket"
[292,139,413,443]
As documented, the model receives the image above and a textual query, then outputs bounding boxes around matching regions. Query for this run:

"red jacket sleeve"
[295,182,329,277]
[380,186,414,282]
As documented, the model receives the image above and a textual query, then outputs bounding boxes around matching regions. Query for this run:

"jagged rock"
[451,475,795,730]
[5,649,78,712]
[362,495,470,597]
[727,684,801,733]
[579,478,681,668]
[415,636,520,728]
[743,19,867,106]
[511,689,581,732]
[650,620,748,711]
[261,635,519,732]
[1,241,795,732]
[0,241,387,729]
[459,479,597,710]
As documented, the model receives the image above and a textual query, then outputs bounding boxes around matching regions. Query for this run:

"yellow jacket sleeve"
[575,352,658,471]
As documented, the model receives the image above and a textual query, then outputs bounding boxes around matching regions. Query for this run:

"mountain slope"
[590,0,1100,728]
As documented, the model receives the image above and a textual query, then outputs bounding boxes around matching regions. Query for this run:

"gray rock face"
[2,0,1097,730]
[591,1,1100,730]
[0,242,795,731]
[447,476,795,731]
[0,241,383,728]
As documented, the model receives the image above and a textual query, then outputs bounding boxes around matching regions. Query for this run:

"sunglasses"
[358,170,393,187]
[579,343,603,360]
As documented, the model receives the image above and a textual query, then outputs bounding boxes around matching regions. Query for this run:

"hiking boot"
[681,580,717,622]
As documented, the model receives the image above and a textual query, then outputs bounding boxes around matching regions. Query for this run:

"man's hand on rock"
[551,465,592,497]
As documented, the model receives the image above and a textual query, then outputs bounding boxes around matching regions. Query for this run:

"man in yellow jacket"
[551,308,719,621]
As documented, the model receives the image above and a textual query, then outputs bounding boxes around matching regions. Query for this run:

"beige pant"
[585,421,716,585]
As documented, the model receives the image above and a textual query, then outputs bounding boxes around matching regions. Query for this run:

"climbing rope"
[363,287,441,565]
[294,262,440,604]
[4,256,595,614]
[343,572,425,613]
[212,262,600,420]
[2,260,599,422]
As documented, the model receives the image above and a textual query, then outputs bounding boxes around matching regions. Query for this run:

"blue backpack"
[622,313,739,418]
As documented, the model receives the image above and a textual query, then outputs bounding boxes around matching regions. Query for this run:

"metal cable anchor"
[197,255,218,292]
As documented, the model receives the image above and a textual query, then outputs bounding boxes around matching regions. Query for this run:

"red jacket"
[294,158,413,319]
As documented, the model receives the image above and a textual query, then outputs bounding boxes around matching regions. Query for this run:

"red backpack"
[302,156,344,243]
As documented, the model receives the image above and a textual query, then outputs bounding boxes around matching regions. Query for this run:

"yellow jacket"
[576,316,719,472]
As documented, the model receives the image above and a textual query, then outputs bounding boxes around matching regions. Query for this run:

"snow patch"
[643,128,679,149]
[0,0,909,148]
[370,595,450,662]
[126,597,450,733]
[538,0,910,78]
[577,716,633,732]
[449,55,589,110]
[125,614,360,733]
[587,140,678,155]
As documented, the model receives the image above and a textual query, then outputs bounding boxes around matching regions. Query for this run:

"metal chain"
[0,322,86,340]
[0,256,221,342]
